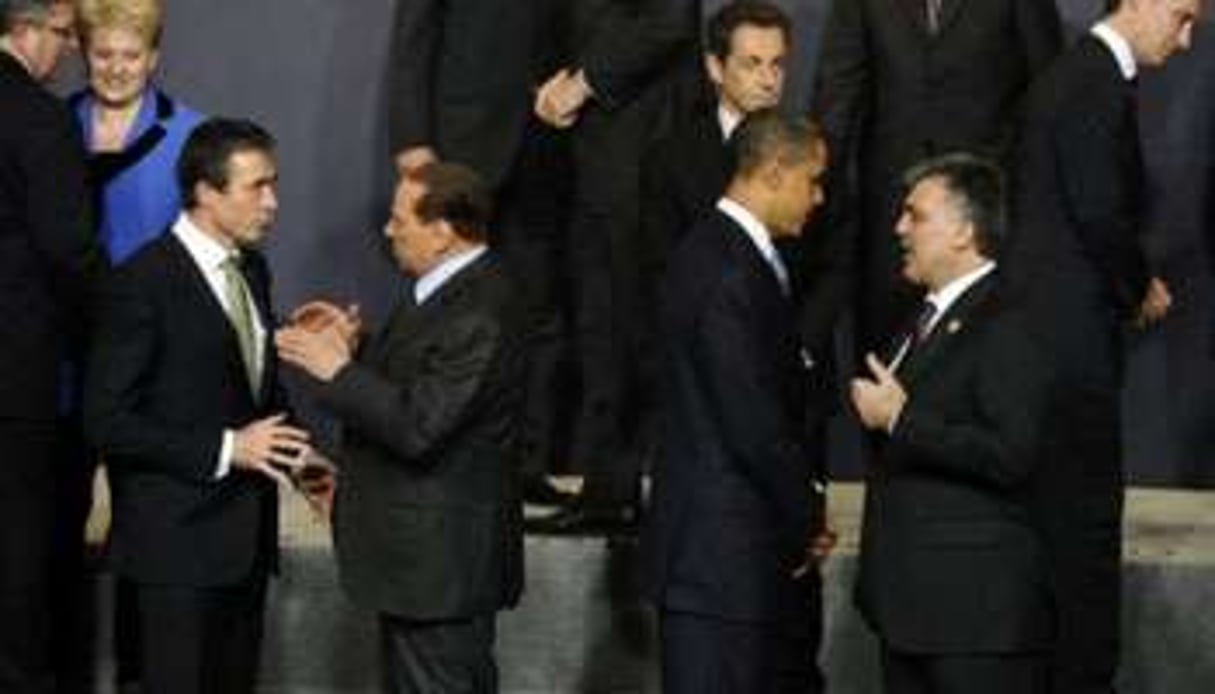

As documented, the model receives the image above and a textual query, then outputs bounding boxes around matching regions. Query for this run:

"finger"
[257,462,293,487]
[268,452,306,473]
[865,353,893,383]
[259,412,288,427]
[269,425,311,442]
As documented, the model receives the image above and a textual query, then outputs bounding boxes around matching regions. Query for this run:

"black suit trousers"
[660,610,823,694]
[0,420,56,694]
[378,613,497,694]
[137,572,267,694]
[881,645,1047,694]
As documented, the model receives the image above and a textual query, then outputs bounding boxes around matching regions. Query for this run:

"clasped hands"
[275,300,362,382]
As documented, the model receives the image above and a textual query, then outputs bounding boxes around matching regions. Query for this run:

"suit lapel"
[164,235,263,401]
[899,273,995,384]
[717,212,787,304]
[371,255,492,364]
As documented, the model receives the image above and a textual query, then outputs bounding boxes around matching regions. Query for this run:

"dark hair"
[403,162,492,242]
[706,1,792,61]
[177,118,276,209]
[902,152,1006,255]
[730,108,824,178]
[1,0,61,34]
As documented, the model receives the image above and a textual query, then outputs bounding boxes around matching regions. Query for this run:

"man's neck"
[185,211,237,251]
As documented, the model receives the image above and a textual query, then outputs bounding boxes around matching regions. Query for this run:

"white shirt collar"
[1091,22,1138,81]
[717,103,743,141]
[413,245,488,305]
[924,261,997,332]
[716,197,789,291]
[173,212,236,271]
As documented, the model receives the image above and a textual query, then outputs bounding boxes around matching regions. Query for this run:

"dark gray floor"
[80,485,1215,694]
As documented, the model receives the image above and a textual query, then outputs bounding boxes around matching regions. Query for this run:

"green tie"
[221,255,260,393]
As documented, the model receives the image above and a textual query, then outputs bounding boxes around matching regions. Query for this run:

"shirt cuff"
[216,429,234,479]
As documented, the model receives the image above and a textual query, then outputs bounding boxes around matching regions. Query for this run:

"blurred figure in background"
[1,0,106,691]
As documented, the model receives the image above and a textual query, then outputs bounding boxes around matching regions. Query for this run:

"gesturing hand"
[850,353,907,432]
[534,68,592,129]
[276,324,353,382]
[232,413,312,486]
[289,300,362,351]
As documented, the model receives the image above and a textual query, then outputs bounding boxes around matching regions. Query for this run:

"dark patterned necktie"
[913,300,938,343]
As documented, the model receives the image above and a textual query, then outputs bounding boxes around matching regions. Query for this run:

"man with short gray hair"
[852,153,1052,694]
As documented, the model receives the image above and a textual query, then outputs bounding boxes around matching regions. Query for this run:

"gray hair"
[1,1,61,34]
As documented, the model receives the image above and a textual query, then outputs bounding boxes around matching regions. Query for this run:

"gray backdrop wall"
[58,0,1215,485]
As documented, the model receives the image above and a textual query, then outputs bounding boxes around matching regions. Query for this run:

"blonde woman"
[72,0,202,264]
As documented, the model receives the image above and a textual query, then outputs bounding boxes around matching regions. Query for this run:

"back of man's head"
[177,118,276,209]
[730,108,823,180]
[403,162,492,244]
[705,0,791,60]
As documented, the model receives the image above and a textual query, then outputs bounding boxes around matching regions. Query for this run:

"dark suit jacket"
[1007,34,1148,391]
[0,52,105,421]
[812,0,1062,349]
[648,210,825,627]
[855,273,1053,654]
[560,0,700,208]
[316,254,525,620]
[85,232,283,587]
[388,0,540,188]
[640,102,847,421]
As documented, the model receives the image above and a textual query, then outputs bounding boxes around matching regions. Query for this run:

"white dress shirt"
[172,213,267,478]
[717,197,790,294]
[1091,22,1138,82]
[413,245,488,305]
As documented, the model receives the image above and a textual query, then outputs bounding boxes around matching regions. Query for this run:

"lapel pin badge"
[946,319,962,335]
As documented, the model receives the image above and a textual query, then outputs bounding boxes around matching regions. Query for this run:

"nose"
[759,65,780,90]
[894,212,910,237]
[263,188,279,213]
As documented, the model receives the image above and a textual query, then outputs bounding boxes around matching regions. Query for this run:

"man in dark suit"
[1005,2,1199,691]
[528,0,700,533]
[852,153,1052,694]
[0,1,106,690]
[276,162,524,693]
[85,119,310,694]
[643,1,848,474]
[813,0,1062,355]
[642,1,790,258]
[648,110,830,694]
[388,0,572,505]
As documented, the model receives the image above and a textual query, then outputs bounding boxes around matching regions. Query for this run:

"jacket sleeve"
[578,0,698,109]
[1054,89,1151,318]
[84,271,224,485]
[691,273,813,540]
[890,311,1051,489]
[318,309,503,466]
[387,0,442,156]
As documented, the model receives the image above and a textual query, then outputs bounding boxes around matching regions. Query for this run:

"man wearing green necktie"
[86,118,308,694]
